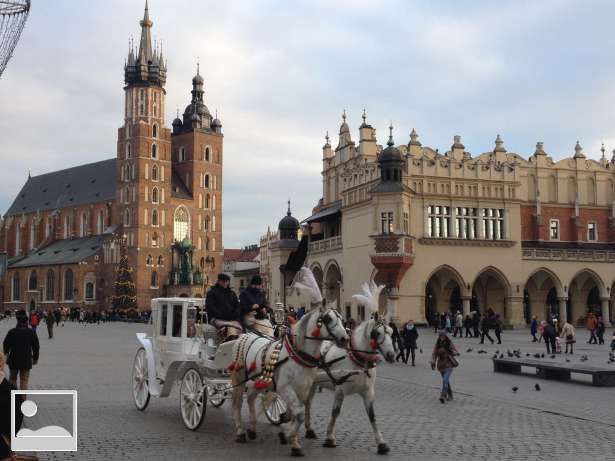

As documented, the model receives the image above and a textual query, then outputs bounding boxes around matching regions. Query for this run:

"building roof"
[5,159,116,217]
[302,201,341,224]
[8,235,107,268]
[224,248,259,263]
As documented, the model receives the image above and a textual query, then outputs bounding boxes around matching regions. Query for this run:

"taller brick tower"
[117,1,172,306]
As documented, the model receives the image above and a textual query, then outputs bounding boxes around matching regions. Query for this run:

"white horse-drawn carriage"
[131,297,287,430]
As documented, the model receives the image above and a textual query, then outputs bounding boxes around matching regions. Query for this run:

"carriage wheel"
[263,393,287,426]
[132,348,150,411]
[180,368,206,430]
[207,383,228,408]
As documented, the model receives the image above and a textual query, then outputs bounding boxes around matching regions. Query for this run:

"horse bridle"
[305,308,344,341]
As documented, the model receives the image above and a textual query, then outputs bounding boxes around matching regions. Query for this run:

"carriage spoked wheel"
[207,383,229,408]
[132,348,150,411]
[263,393,287,426]
[180,368,206,430]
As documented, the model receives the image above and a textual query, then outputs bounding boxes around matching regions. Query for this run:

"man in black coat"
[0,351,24,459]
[402,321,419,366]
[206,274,242,340]
[239,275,273,336]
[3,310,39,390]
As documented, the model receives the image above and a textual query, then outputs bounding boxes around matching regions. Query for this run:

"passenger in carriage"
[239,276,274,337]
[206,274,243,341]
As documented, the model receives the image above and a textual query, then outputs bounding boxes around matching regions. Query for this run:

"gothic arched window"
[152,165,158,181]
[173,206,190,242]
[152,209,158,226]
[146,254,153,266]
[28,271,37,291]
[64,269,74,300]
[151,271,158,288]
[157,255,164,266]
[151,143,158,159]
[152,123,158,138]
[152,187,159,204]
[204,146,211,162]
[46,270,55,301]
[204,174,210,189]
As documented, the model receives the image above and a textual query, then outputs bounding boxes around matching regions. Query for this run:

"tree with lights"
[111,237,137,310]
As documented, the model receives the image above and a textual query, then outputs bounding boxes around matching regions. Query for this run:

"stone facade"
[0,4,223,312]
[266,112,615,327]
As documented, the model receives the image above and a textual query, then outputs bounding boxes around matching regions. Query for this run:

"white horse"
[230,267,349,457]
[304,281,396,455]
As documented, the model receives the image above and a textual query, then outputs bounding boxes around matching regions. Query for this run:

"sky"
[2,0,615,248]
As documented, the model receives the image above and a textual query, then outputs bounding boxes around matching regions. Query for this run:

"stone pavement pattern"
[1,319,614,461]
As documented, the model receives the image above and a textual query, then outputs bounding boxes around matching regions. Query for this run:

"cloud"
[2,0,615,247]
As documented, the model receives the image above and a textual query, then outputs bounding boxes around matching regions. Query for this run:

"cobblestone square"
[2,319,614,461]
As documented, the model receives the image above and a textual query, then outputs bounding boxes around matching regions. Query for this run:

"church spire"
[138,0,154,64]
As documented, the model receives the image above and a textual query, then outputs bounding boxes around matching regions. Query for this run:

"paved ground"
[1,319,614,461]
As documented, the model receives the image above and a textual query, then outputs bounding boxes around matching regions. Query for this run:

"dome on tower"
[278,201,300,241]
[192,72,204,85]
[379,128,403,163]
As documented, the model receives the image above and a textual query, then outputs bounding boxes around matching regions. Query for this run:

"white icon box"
[11,390,78,452]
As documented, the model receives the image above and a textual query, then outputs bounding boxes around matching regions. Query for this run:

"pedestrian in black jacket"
[390,322,405,362]
[402,321,419,365]
[3,310,39,390]
[472,312,480,338]
[0,351,24,459]
[463,315,473,337]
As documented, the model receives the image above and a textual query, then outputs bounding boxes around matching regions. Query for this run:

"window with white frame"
[151,143,157,159]
[587,221,597,241]
[152,123,158,138]
[427,205,450,238]
[549,219,559,240]
[204,146,211,162]
[482,208,504,240]
[152,187,159,204]
[455,207,478,239]
[380,212,394,234]
[403,212,409,234]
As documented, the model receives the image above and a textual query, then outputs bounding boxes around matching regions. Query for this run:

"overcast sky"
[2,0,615,248]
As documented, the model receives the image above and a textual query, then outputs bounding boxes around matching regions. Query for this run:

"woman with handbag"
[430,330,459,404]
[560,321,576,354]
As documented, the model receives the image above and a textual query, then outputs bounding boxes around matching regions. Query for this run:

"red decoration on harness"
[228,362,236,371]
[253,380,270,390]
[249,360,257,372]
[370,339,378,350]
[310,328,321,338]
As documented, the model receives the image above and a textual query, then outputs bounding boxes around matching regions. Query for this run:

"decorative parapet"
[369,234,414,288]
[522,247,615,263]
[308,235,342,255]
[418,237,516,248]
[371,234,414,257]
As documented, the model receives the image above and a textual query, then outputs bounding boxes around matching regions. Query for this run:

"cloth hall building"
[0,4,224,312]
[267,112,615,327]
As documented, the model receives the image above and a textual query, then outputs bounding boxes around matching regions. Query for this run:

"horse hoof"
[278,432,288,445]
[291,448,305,457]
[247,429,257,440]
[377,443,390,455]
[235,433,247,444]
[323,439,336,448]
[305,429,317,439]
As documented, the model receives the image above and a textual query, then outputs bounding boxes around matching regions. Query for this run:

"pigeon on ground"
[541,353,545,358]
[466,348,473,353]
[533,353,541,358]
[565,359,570,363]
[495,350,500,354]
[419,349,423,354]
[535,383,541,391]
[478,350,487,354]
[499,353,504,359]
[512,386,518,393]
[492,354,498,359]
[526,353,531,357]
[507,350,513,358]
[550,355,556,359]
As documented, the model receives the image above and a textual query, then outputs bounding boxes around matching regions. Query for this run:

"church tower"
[117,1,172,305]
[170,64,224,287]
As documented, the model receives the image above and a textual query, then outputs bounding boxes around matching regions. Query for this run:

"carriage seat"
[200,323,218,342]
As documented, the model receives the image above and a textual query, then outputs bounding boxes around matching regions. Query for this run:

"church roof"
[5,159,117,217]
[170,170,192,199]
[8,235,107,268]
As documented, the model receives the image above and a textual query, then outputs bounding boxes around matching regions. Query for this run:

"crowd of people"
[431,309,504,345]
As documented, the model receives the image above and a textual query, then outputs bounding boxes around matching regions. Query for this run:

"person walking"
[463,315,473,338]
[445,314,452,333]
[479,314,494,344]
[586,312,598,344]
[433,313,440,334]
[430,331,459,404]
[472,311,480,338]
[2,310,40,390]
[530,316,538,342]
[28,310,39,333]
[542,320,557,355]
[390,321,404,363]
[45,311,54,339]
[0,351,26,460]
[560,320,576,354]
[453,311,463,338]
[596,315,606,345]
[402,320,419,366]
[494,314,503,344]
